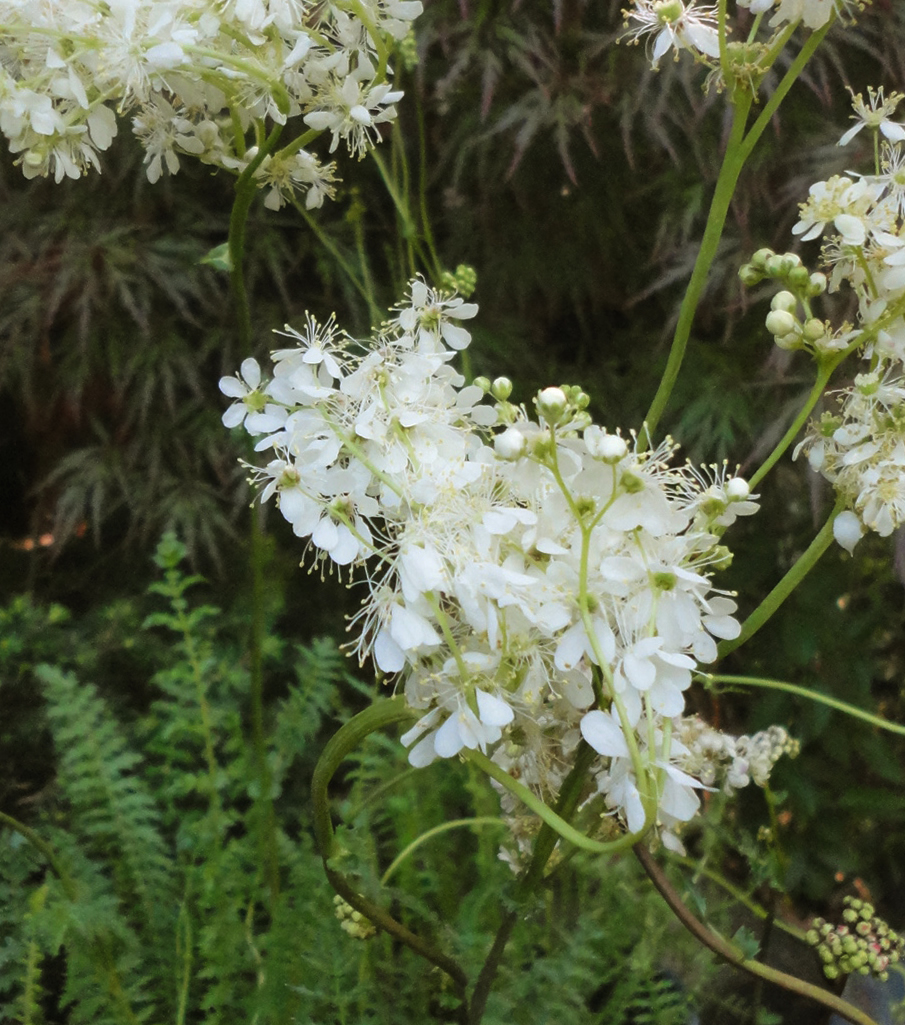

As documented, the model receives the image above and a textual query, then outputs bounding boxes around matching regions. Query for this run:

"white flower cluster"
[0,0,419,205]
[676,718,799,790]
[786,89,905,551]
[736,0,846,29]
[222,279,776,849]
[497,716,797,867]
[622,0,847,72]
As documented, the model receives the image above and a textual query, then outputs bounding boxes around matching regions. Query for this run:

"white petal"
[222,404,246,428]
[833,510,863,554]
[374,629,405,672]
[580,710,629,757]
[407,733,439,767]
[240,358,262,389]
[434,713,465,758]
[475,689,514,727]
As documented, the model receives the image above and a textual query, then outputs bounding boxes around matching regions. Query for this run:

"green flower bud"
[787,265,811,289]
[808,272,828,296]
[535,387,568,424]
[491,376,513,400]
[771,290,797,313]
[454,263,478,298]
[739,263,763,286]
[473,375,491,393]
[765,254,786,277]
[751,247,775,270]
[766,309,797,336]
[803,318,827,341]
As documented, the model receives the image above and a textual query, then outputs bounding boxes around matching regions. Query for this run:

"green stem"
[226,122,285,911]
[634,845,880,1025]
[311,699,470,1011]
[704,674,905,737]
[228,120,285,353]
[735,20,835,169]
[0,810,78,901]
[465,749,644,855]
[748,357,838,490]
[672,853,808,943]
[291,197,383,325]
[643,20,833,447]
[416,93,444,283]
[642,93,752,444]
[249,505,280,908]
[717,496,845,660]
[381,817,506,885]
[468,741,598,1025]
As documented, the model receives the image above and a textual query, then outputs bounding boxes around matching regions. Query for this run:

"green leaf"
[732,925,761,960]
[199,242,233,271]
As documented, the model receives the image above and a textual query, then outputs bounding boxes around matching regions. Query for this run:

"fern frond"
[34,664,177,1018]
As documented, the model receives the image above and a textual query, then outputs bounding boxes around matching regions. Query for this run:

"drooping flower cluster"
[0,0,419,205]
[743,88,905,551]
[221,279,786,851]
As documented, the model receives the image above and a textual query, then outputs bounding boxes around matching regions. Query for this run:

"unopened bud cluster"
[807,898,903,982]
[739,251,846,356]
[439,264,478,298]
[333,895,377,940]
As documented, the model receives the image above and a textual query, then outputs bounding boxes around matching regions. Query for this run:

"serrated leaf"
[732,925,761,960]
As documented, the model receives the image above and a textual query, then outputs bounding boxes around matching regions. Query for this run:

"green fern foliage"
[0,537,722,1025]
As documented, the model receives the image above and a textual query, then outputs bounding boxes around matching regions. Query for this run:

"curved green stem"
[381,817,506,885]
[311,699,470,1008]
[465,749,645,855]
[717,496,845,660]
[642,92,753,444]
[635,845,880,1025]
[703,674,905,737]
[0,810,78,901]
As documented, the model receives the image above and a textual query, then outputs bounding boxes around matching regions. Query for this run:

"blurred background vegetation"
[2,1,905,1022]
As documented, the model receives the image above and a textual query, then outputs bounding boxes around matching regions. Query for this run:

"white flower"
[219,358,267,429]
[622,0,720,70]
[838,87,905,148]
[402,689,515,767]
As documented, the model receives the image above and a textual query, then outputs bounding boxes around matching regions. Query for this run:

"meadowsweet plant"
[0,0,418,206]
[222,280,777,860]
[6,0,905,1022]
